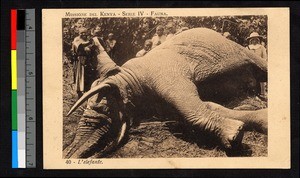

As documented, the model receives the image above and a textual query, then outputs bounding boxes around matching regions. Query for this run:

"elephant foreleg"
[156,78,245,149]
[204,102,267,134]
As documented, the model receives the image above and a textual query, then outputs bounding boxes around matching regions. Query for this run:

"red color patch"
[11,9,17,50]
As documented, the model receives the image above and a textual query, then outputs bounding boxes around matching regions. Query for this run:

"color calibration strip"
[11,8,19,169]
[11,9,36,168]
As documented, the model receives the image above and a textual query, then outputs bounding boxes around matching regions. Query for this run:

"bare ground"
[63,63,267,158]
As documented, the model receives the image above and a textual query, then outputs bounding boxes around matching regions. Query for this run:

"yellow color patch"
[11,50,17,90]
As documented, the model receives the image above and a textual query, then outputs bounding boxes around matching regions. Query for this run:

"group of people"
[136,23,188,58]
[136,25,167,57]
[64,26,117,98]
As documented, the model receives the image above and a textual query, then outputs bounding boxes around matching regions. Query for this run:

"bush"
[63,15,267,65]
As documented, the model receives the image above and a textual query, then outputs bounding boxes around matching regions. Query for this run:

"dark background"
[0,1,299,177]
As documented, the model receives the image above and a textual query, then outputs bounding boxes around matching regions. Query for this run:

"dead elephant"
[64,28,268,158]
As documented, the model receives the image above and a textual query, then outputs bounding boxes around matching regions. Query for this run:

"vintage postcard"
[43,8,290,169]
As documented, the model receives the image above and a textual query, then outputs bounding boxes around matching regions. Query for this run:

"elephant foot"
[218,119,244,150]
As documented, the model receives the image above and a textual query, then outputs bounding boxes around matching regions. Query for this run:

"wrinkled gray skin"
[64,28,268,158]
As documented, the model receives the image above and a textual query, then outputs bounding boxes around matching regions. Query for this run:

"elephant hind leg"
[157,78,245,149]
[204,101,267,134]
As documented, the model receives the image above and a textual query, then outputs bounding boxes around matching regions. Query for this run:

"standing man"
[71,27,92,98]
[166,23,176,40]
[151,25,166,49]
[106,33,117,59]
[136,39,153,57]
[246,32,268,99]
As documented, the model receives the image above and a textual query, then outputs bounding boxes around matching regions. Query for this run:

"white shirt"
[151,34,166,49]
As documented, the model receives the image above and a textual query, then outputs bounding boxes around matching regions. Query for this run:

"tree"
[63,15,268,65]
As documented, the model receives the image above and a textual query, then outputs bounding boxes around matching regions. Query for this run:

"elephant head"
[63,40,136,158]
[64,80,129,158]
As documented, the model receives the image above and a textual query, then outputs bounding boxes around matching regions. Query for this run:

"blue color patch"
[12,131,18,168]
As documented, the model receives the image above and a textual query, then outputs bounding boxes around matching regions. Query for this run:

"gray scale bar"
[25,9,36,168]
[17,30,26,168]
[17,30,26,131]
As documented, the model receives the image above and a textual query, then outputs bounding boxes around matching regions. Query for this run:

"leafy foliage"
[63,16,267,65]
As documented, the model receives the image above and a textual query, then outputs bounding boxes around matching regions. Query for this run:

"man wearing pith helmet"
[246,32,268,99]
[246,32,267,60]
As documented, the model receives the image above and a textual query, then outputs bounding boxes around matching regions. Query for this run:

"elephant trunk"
[63,113,112,158]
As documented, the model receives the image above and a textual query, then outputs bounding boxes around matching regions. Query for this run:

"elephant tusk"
[67,83,111,116]
[117,121,127,144]
[90,121,127,158]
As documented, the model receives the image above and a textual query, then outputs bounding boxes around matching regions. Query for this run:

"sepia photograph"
[43,8,290,169]
[62,15,268,159]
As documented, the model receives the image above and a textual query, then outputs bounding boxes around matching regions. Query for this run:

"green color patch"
[12,90,17,130]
